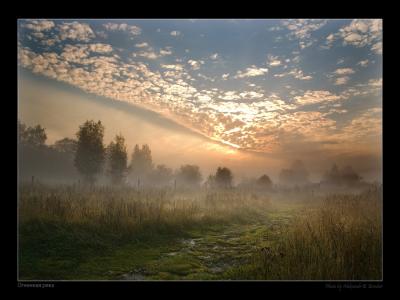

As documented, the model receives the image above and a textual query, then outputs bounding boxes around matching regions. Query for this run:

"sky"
[17,19,382,182]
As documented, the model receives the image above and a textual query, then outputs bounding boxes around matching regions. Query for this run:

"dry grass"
[231,186,382,280]
[19,184,271,233]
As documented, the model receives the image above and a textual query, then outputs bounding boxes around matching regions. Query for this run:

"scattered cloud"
[334,76,350,85]
[267,55,281,67]
[22,20,55,32]
[282,19,327,49]
[334,68,355,75]
[325,19,382,54]
[235,66,268,78]
[294,90,342,106]
[274,68,312,80]
[210,53,219,60]
[135,42,149,48]
[187,59,204,70]
[58,21,95,42]
[103,23,142,36]
[17,19,382,158]
[357,59,369,67]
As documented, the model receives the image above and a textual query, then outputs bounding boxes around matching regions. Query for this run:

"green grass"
[18,184,382,280]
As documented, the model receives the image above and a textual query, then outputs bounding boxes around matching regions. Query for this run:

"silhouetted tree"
[205,174,216,189]
[341,165,361,185]
[52,138,77,156]
[215,167,233,188]
[74,120,105,185]
[129,144,153,182]
[176,164,202,187]
[324,163,341,185]
[279,160,309,186]
[257,174,273,189]
[107,134,128,185]
[18,120,47,147]
[324,164,361,186]
[148,164,173,187]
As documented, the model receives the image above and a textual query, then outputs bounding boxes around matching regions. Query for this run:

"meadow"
[18,183,382,280]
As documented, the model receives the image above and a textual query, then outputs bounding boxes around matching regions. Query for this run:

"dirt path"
[118,209,294,280]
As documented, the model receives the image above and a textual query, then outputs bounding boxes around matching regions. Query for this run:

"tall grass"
[19,184,271,236]
[230,187,382,280]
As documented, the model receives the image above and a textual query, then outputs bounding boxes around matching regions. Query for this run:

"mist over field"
[17,18,382,282]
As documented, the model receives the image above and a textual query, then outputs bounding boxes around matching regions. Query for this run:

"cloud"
[89,43,113,53]
[267,55,281,67]
[357,59,369,67]
[135,42,149,48]
[334,76,350,85]
[235,66,268,78]
[371,42,382,54]
[330,68,355,86]
[17,20,382,158]
[336,58,345,65]
[334,68,355,75]
[136,50,159,59]
[58,21,95,42]
[294,90,342,105]
[268,26,283,31]
[103,23,141,36]
[274,68,312,80]
[368,78,382,87]
[187,59,203,70]
[324,19,382,54]
[170,30,181,36]
[22,20,55,32]
[161,64,184,71]
[340,78,382,99]
[282,19,327,49]
[210,53,219,60]
[160,47,173,56]
[219,91,241,101]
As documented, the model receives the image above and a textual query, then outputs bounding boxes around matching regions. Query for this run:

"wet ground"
[117,210,293,280]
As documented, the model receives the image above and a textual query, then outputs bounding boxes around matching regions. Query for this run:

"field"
[18,183,382,280]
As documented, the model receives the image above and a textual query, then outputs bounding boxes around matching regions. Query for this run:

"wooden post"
[137,177,140,190]
[174,179,176,191]
[31,175,34,185]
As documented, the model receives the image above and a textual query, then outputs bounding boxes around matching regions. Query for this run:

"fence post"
[31,175,34,185]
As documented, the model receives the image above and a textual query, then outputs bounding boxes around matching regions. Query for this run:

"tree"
[215,167,233,188]
[323,164,361,186]
[279,160,309,186]
[341,165,361,185]
[257,174,272,189]
[324,163,340,185]
[148,164,173,186]
[176,164,202,187]
[129,144,153,182]
[74,120,105,185]
[18,120,28,144]
[205,174,216,189]
[107,134,128,185]
[18,120,47,147]
[52,138,77,156]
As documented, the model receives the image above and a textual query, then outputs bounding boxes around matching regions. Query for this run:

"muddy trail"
[117,210,293,280]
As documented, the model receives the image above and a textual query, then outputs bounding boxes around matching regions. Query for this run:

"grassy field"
[18,183,382,280]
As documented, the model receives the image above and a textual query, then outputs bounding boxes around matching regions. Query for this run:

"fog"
[18,72,382,185]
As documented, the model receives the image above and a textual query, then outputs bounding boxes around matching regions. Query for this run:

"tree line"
[18,119,363,188]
